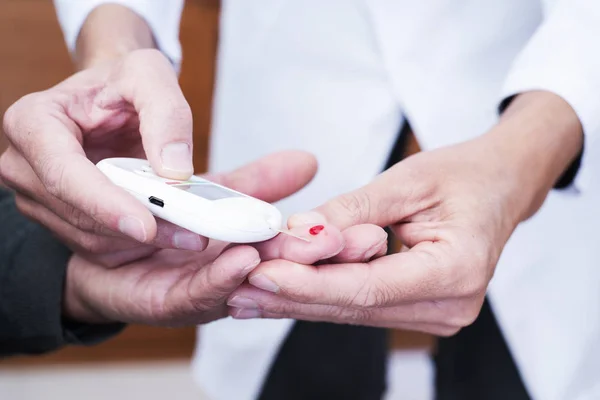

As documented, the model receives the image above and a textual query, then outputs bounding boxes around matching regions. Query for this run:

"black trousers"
[434,298,530,400]
[258,124,531,400]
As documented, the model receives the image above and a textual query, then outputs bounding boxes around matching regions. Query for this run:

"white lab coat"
[55,1,600,399]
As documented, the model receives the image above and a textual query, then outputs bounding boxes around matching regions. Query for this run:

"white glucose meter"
[96,157,284,243]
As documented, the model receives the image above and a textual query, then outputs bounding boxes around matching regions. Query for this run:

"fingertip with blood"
[254,223,344,264]
[286,211,327,229]
[309,225,325,235]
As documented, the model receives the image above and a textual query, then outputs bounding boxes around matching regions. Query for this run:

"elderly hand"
[226,92,584,335]
[0,49,202,262]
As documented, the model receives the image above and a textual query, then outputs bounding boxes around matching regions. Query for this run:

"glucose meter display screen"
[172,182,244,201]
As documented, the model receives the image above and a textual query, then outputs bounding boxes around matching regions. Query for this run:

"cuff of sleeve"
[62,317,126,347]
[53,0,184,73]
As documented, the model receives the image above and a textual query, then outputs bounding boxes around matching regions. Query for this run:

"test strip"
[275,229,311,243]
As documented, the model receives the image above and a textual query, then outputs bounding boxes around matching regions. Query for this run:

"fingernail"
[320,243,345,261]
[242,258,261,274]
[364,238,388,261]
[287,211,326,228]
[232,309,262,319]
[161,142,193,173]
[119,216,147,242]
[249,274,279,293]
[173,231,205,251]
[228,296,259,309]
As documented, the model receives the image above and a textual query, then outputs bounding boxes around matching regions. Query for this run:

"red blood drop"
[309,225,325,235]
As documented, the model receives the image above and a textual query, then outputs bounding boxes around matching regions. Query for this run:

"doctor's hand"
[0,49,199,261]
[226,92,584,335]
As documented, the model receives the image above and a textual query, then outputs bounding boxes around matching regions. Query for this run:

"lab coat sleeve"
[53,0,184,72]
[500,0,600,192]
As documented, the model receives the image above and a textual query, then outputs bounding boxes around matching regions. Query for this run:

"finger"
[207,150,318,203]
[112,49,193,180]
[246,242,465,307]
[90,246,159,269]
[257,310,453,336]
[255,223,386,266]
[1,147,122,238]
[15,191,207,253]
[328,224,388,263]
[2,96,156,243]
[227,289,455,335]
[163,245,261,316]
[229,284,474,330]
[231,307,452,336]
[287,162,433,231]
[254,223,344,264]
[154,218,208,251]
[4,147,208,251]
[14,193,148,254]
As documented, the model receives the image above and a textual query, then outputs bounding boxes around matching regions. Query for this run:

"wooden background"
[0,0,430,366]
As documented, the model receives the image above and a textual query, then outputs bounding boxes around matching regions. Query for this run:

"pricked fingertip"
[287,211,327,229]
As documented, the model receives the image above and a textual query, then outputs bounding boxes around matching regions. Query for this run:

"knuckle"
[282,284,314,304]
[262,301,296,315]
[335,191,372,225]
[38,155,67,198]
[3,92,50,136]
[67,206,103,233]
[358,279,396,308]
[335,267,390,309]
[341,308,374,325]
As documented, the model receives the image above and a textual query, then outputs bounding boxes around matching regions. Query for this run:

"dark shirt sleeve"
[0,187,125,358]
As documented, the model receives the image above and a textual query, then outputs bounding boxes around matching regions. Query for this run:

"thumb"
[207,150,318,203]
[114,49,194,180]
[289,168,413,230]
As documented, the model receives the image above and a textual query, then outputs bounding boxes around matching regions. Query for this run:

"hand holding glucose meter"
[96,157,298,243]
